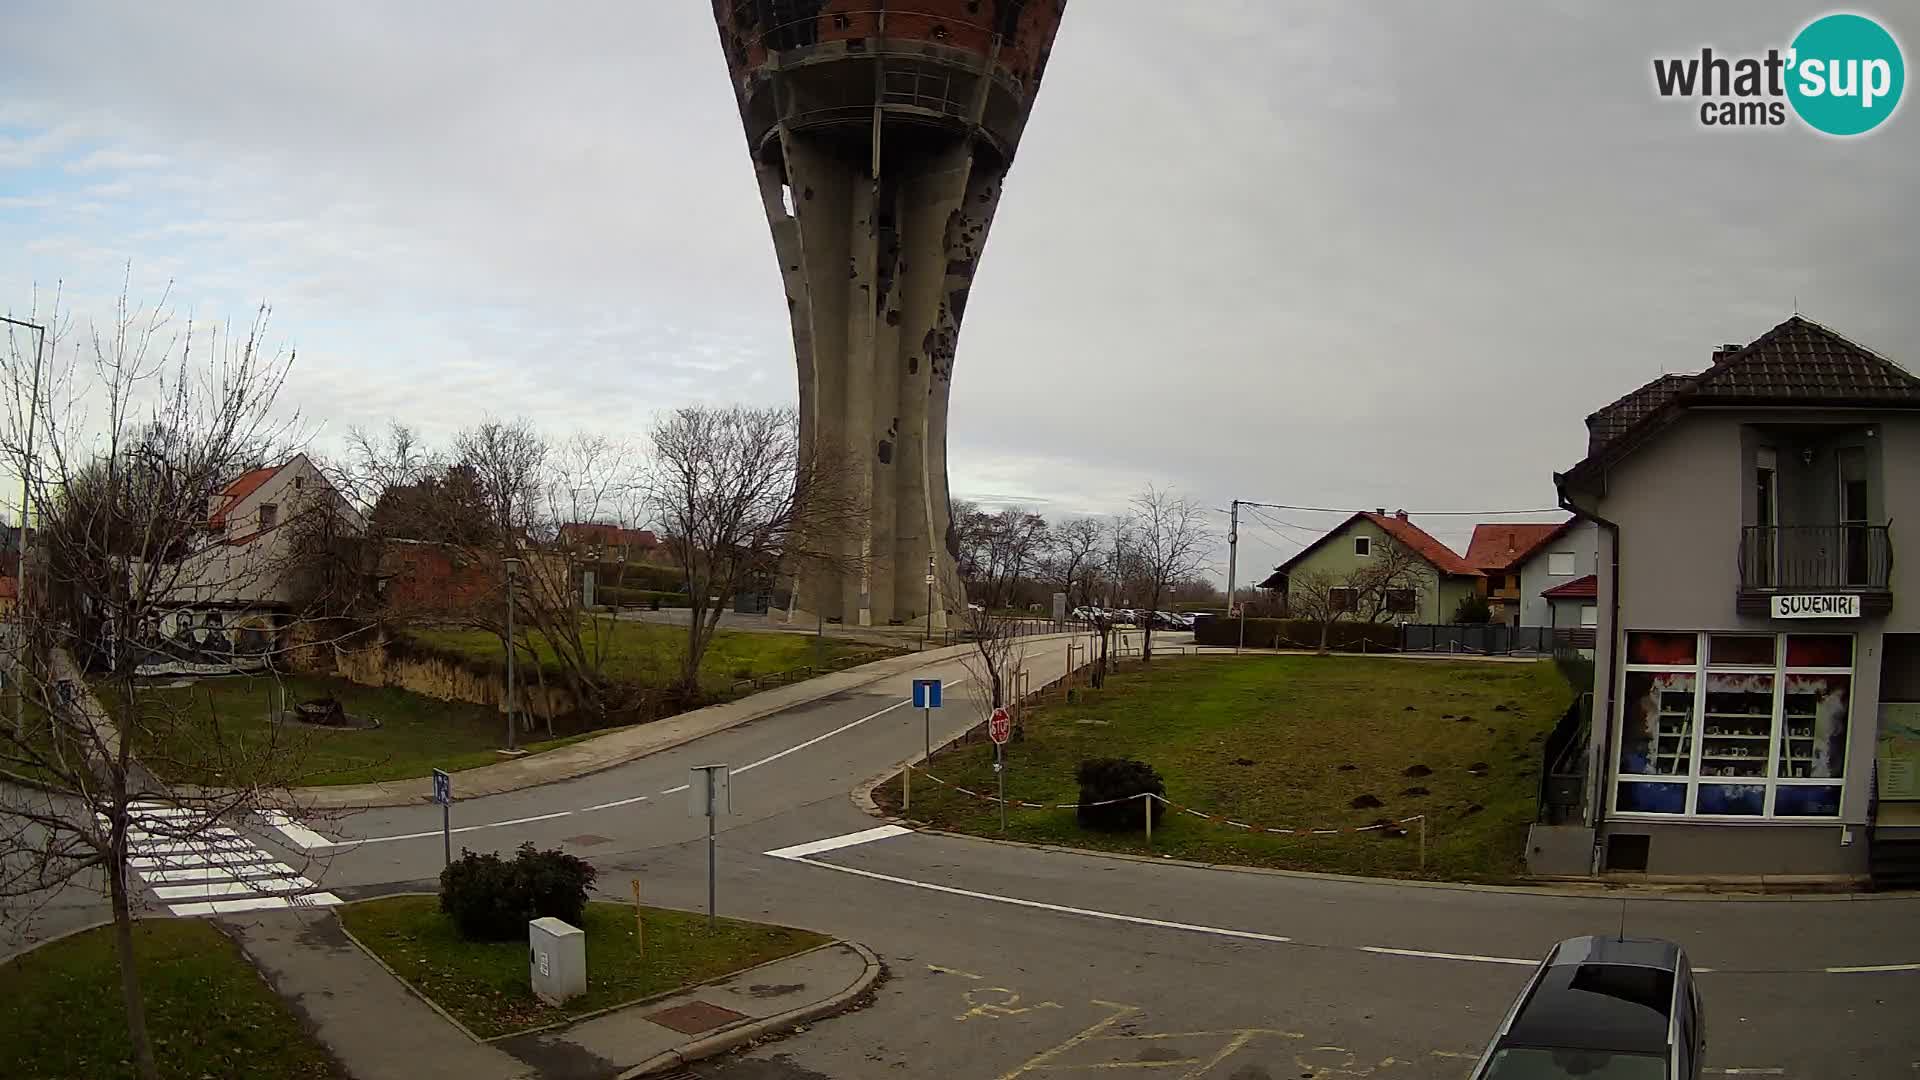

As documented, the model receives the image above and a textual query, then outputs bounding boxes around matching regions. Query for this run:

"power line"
[1236,499,1564,517]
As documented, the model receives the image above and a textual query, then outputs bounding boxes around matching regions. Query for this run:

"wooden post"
[902,764,911,812]
[1142,792,1153,847]
[1418,816,1427,871]
[641,876,656,949]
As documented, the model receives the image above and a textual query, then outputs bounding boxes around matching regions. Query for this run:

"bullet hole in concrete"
[885,309,901,327]
[803,186,814,200]
[889,417,899,436]
[946,259,972,276]
[931,23,950,41]
[877,439,893,464]
[788,264,799,272]
[965,0,980,13]
[848,256,858,279]
[907,356,918,374]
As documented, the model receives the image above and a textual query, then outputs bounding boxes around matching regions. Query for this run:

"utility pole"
[503,556,521,751]
[1225,500,1240,654]
[3,317,45,739]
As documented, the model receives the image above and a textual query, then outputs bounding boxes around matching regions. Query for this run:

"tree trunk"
[109,826,160,1080]
[1319,619,1332,655]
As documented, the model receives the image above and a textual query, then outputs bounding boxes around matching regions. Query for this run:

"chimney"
[1375,507,1387,515]
[1711,343,1743,365]
[1395,509,1409,522]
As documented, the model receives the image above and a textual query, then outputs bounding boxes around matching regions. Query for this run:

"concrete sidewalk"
[498,940,878,1080]
[292,631,1097,810]
[223,907,537,1080]
[222,906,878,1080]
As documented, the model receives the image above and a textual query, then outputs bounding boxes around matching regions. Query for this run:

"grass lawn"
[340,895,830,1038]
[106,674,599,787]
[878,655,1573,882]
[0,919,339,1080]
[408,619,894,698]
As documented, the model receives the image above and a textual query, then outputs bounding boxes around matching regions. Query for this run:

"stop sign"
[988,706,1011,745]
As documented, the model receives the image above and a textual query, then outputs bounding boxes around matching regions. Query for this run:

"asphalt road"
[20,633,1920,1078]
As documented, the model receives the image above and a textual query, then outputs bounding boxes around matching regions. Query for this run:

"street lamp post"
[2,317,45,740]
[503,556,522,752]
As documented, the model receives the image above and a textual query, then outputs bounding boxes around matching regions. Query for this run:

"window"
[1386,588,1417,614]
[258,504,278,529]
[1614,630,1852,819]
[293,475,305,490]
[1353,536,1371,558]
[1547,551,1576,576]
[1328,587,1356,612]
[1580,604,1598,627]
[1486,573,1505,591]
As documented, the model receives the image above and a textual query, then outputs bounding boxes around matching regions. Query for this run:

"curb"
[0,915,117,967]
[290,632,1092,810]
[612,941,883,1079]
[333,906,492,1045]
[849,772,1912,904]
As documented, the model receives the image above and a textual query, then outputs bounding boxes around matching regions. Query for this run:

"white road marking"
[1359,946,1537,967]
[143,863,297,884]
[768,848,1292,944]
[736,676,972,775]
[152,876,316,901]
[321,809,576,849]
[583,795,650,811]
[262,811,334,851]
[167,892,342,917]
[660,784,690,795]
[764,825,912,860]
[108,805,337,916]
[1710,1069,1786,1076]
[1824,962,1920,974]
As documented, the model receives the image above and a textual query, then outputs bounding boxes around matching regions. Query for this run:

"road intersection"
[23,632,1920,1078]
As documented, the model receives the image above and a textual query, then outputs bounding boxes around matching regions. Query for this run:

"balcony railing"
[1739,525,1892,592]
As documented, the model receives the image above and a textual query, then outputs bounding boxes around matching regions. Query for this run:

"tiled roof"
[1541,574,1598,600]
[208,464,282,527]
[1562,316,1920,488]
[1263,511,1480,586]
[1364,513,1481,576]
[1585,374,1692,456]
[1464,521,1572,573]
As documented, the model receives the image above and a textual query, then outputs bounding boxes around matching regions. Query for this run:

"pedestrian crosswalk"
[110,802,342,916]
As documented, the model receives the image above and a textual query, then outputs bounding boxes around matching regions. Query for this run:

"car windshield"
[1483,1047,1668,1079]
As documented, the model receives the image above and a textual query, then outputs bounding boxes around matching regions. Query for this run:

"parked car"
[1469,936,1703,1080]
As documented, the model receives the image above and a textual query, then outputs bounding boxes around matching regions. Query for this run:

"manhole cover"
[646,1001,749,1034]
[561,834,612,847]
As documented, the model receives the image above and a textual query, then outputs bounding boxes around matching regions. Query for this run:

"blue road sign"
[912,678,943,709]
[432,768,452,806]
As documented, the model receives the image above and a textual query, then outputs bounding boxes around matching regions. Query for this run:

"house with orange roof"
[1257,509,1483,624]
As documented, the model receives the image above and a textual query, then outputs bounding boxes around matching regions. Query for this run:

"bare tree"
[959,604,1027,713]
[1041,516,1105,610]
[642,405,862,700]
[1127,486,1212,663]
[1284,567,1358,653]
[0,284,324,1080]
[1346,534,1431,624]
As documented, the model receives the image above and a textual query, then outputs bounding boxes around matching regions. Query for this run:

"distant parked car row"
[1068,607,1200,630]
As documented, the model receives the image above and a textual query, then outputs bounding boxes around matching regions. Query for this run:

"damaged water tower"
[713,1,1068,627]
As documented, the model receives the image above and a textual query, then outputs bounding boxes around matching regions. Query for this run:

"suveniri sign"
[1772,594,1861,618]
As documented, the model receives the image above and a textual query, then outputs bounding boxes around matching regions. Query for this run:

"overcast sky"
[3,2,1916,583]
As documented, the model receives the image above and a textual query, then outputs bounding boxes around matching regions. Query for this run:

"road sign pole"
[1143,792,1152,847]
[707,808,717,931]
[442,802,451,867]
[923,706,931,761]
[997,741,1007,834]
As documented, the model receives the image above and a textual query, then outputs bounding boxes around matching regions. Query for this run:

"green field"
[105,675,597,787]
[0,920,339,1080]
[408,618,895,697]
[880,655,1573,881]
[340,896,830,1038]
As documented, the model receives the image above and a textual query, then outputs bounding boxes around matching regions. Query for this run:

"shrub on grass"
[439,842,598,940]
[1075,758,1166,832]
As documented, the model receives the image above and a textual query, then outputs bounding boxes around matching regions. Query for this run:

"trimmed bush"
[596,586,690,609]
[1075,758,1166,832]
[1191,617,1400,652]
[589,562,686,593]
[438,842,598,940]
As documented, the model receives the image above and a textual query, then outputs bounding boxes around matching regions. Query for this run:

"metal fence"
[1396,623,1556,655]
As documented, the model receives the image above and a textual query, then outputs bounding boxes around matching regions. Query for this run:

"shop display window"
[1614,631,1851,819]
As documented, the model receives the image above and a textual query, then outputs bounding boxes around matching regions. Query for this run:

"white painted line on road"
[583,795,649,811]
[660,784,690,795]
[1358,946,1537,967]
[769,849,1292,944]
[737,676,972,776]
[166,891,342,917]
[1709,1069,1786,1076]
[1824,962,1920,974]
[322,809,575,849]
[152,877,315,901]
[132,849,279,871]
[143,863,297,884]
[262,811,334,851]
[764,825,912,860]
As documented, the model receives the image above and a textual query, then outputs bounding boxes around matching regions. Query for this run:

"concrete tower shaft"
[713,2,1066,627]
